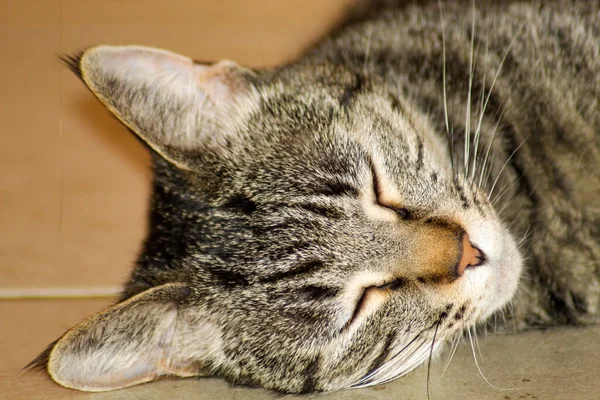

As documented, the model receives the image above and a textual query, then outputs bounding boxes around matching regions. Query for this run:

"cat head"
[40,45,522,392]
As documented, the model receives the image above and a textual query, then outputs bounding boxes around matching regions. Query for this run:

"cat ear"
[65,45,257,169]
[43,283,222,391]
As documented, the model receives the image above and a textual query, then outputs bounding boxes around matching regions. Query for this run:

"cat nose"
[456,233,486,276]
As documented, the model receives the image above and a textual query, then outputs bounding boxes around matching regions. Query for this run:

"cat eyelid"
[368,159,412,220]
[344,278,407,331]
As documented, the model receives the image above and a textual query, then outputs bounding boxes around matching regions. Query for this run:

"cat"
[30,0,600,394]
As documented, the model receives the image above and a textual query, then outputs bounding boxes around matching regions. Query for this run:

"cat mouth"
[461,224,523,321]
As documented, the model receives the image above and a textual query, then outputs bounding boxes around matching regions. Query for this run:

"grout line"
[0,287,121,300]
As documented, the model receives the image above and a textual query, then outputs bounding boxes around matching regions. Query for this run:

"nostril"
[473,246,487,267]
[457,233,486,276]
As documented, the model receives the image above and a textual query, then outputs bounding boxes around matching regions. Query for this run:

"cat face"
[41,46,522,393]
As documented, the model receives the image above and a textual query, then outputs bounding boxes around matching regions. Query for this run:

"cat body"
[33,0,600,394]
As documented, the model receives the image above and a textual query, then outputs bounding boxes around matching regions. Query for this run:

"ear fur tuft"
[59,51,85,81]
[24,339,57,373]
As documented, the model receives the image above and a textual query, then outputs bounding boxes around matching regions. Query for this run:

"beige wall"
[0,0,353,298]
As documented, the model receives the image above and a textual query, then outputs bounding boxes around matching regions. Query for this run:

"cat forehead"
[238,82,415,150]
[255,72,435,149]
[167,66,445,191]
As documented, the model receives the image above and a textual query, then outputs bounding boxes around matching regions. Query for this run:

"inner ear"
[40,283,222,392]
[64,45,257,169]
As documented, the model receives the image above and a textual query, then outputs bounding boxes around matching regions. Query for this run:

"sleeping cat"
[31,0,600,394]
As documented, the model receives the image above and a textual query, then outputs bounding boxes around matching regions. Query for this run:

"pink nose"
[457,233,486,276]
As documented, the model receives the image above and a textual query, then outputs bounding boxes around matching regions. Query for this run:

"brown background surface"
[1,1,599,399]
[1,0,352,292]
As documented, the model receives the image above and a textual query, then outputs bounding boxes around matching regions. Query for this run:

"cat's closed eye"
[370,160,413,219]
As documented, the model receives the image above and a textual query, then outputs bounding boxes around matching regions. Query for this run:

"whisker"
[476,32,522,193]
[379,339,438,385]
[473,23,520,186]
[468,328,512,391]
[354,320,448,388]
[473,325,484,361]
[500,308,508,329]
[491,173,524,208]
[470,16,491,185]
[438,0,454,176]
[471,20,491,181]
[440,332,461,378]
[493,313,498,334]
[352,329,426,387]
[507,302,518,334]
[464,1,476,178]
[516,220,534,251]
[487,134,531,200]
[427,321,441,400]
[483,146,497,192]
[370,338,429,385]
